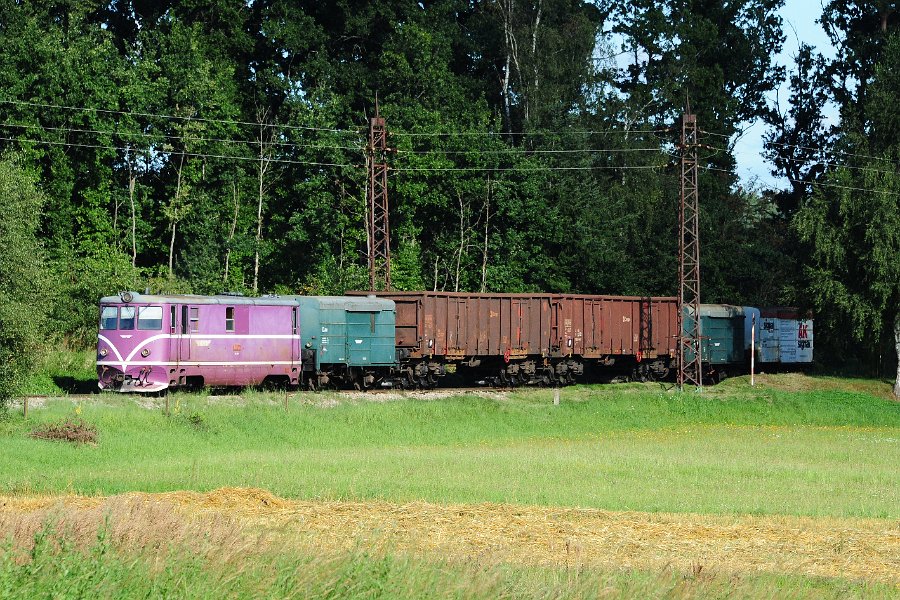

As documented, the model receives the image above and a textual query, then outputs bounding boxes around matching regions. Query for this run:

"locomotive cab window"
[138,306,163,330]
[100,306,117,330]
[189,307,200,333]
[225,307,235,332]
[119,306,136,330]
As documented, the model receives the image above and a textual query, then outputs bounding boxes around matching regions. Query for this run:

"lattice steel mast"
[677,113,702,390]
[367,105,391,291]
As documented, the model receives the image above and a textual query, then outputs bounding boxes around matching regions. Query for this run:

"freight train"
[96,291,813,393]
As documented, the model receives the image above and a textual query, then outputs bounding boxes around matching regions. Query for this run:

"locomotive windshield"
[100,306,117,329]
[119,306,136,330]
[138,306,163,330]
[100,305,162,330]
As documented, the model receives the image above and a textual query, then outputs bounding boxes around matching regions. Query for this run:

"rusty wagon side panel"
[349,291,552,360]
[547,295,678,360]
[349,291,678,363]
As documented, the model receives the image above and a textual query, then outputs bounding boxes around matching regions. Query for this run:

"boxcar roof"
[287,295,394,311]
[700,304,745,318]
[100,292,297,306]
[759,307,813,319]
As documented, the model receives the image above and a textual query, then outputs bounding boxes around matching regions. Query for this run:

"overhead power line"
[391,127,672,138]
[0,135,359,168]
[0,121,363,152]
[788,177,900,196]
[701,128,900,166]
[393,164,666,172]
[396,147,667,156]
[0,98,361,136]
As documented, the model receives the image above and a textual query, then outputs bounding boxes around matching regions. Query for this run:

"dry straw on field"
[2,487,898,585]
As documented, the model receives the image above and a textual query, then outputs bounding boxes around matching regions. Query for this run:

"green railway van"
[292,295,396,388]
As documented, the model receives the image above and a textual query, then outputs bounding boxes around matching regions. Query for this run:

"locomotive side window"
[189,307,200,333]
[181,306,188,334]
[170,306,176,333]
[225,307,235,332]
[100,306,117,330]
[120,306,136,330]
[138,306,163,330]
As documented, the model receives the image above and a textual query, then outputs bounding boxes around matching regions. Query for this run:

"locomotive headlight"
[141,348,151,357]
[99,348,108,357]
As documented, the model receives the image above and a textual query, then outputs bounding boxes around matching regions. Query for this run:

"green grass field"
[3,377,899,517]
[3,372,899,598]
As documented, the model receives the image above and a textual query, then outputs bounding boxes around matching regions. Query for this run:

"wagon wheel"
[498,369,509,387]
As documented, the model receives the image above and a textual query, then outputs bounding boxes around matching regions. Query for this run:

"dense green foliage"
[0,1,897,390]
[0,156,49,405]
[3,383,898,517]
[0,1,789,342]
[767,4,900,394]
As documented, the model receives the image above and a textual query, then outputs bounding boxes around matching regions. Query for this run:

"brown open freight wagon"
[348,291,678,384]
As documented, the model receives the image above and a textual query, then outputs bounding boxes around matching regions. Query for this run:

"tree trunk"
[129,172,137,267]
[499,0,519,136]
[253,115,272,294]
[893,311,900,399]
[526,0,542,127]
[455,193,465,292]
[168,216,177,277]
[224,178,239,284]
[481,178,491,292]
[168,153,186,278]
[253,172,263,293]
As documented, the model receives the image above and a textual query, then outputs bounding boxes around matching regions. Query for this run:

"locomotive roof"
[100,292,395,310]
[100,292,298,306]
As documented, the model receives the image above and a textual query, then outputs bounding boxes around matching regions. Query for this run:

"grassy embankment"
[3,376,899,517]
[2,366,898,598]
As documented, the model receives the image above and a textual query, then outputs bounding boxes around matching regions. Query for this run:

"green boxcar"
[292,296,397,370]
[683,304,746,366]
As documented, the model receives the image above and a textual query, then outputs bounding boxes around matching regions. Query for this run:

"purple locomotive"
[97,292,300,393]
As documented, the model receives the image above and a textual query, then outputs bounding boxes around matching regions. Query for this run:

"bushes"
[0,156,48,405]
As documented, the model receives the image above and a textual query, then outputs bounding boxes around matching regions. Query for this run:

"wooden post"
[553,388,560,406]
[750,315,756,387]
[23,397,28,419]
[165,395,169,416]
[284,389,288,412]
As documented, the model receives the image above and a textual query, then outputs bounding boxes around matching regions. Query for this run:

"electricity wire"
[701,128,900,166]
[391,127,673,138]
[788,177,900,196]
[395,147,667,156]
[0,98,361,136]
[0,121,364,152]
[0,135,359,168]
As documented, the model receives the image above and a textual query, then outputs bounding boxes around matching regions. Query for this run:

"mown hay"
[29,419,97,445]
[1,488,898,585]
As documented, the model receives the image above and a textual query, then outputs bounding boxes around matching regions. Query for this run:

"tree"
[794,34,900,398]
[0,156,49,404]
